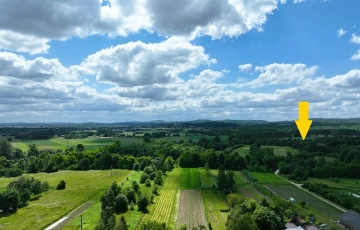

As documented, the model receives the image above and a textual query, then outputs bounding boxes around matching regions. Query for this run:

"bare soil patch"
[177,190,207,229]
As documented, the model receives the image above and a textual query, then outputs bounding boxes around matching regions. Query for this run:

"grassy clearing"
[201,190,228,230]
[63,171,152,230]
[262,146,299,156]
[231,145,249,157]
[251,172,290,184]
[179,168,201,189]
[233,171,248,185]
[0,170,132,230]
[236,184,266,203]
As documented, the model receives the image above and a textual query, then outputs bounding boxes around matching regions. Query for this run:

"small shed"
[338,210,360,230]
[290,197,296,203]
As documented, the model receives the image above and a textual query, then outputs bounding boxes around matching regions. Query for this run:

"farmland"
[177,190,207,229]
[262,146,299,156]
[201,190,228,230]
[0,170,132,230]
[268,184,342,219]
[179,168,201,189]
[141,190,178,229]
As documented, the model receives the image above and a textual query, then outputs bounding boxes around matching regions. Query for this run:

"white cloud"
[337,28,346,37]
[239,63,318,87]
[238,63,253,72]
[0,52,73,81]
[293,0,306,3]
[79,37,216,87]
[279,0,287,4]
[351,49,360,60]
[0,0,279,54]
[350,33,360,44]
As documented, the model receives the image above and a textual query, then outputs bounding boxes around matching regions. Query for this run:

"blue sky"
[0,0,360,122]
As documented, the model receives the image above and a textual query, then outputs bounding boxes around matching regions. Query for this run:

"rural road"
[274,170,347,213]
[44,202,93,230]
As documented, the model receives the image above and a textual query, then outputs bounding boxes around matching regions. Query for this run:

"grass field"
[0,170,132,230]
[262,146,298,156]
[198,168,215,188]
[179,168,201,189]
[201,190,228,230]
[251,172,289,184]
[162,168,181,190]
[63,171,153,230]
[231,145,250,156]
[11,137,143,152]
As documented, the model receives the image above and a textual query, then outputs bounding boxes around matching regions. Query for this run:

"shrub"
[115,194,129,213]
[137,196,148,211]
[145,179,151,187]
[140,173,149,184]
[56,180,66,190]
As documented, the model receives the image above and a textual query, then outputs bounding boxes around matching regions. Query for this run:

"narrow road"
[274,170,347,213]
[44,202,93,230]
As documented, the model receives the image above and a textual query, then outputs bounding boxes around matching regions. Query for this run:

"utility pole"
[80,215,83,230]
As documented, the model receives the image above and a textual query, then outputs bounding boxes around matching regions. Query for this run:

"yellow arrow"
[295,102,312,140]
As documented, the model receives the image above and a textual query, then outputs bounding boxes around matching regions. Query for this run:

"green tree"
[115,194,129,213]
[226,212,258,230]
[253,206,284,230]
[111,181,121,197]
[140,221,167,230]
[115,216,129,230]
[137,195,149,211]
[78,158,90,170]
[0,139,13,159]
[217,165,227,190]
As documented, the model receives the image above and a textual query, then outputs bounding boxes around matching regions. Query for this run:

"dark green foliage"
[111,181,121,197]
[226,212,258,230]
[0,139,13,159]
[5,167,23,177]
[115,216,128,230]
[137,195,149,211]
[115,194,129,213]
[140,221,168,230]
[154,171,163,186]
[78,158,90,170]
[0,189,19,212]
[145,179,151,187]
[125,187,136,204]
[133,162,140,171]
[149,172,157,180]
[56,180,66,190]
[132,181,140,193]
[140,172,150,184]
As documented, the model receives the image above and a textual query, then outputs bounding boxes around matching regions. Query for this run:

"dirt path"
[44,202,93,230]
[274,170,346,212]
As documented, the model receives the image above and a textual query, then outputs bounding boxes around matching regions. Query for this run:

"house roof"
[339,210,360,230]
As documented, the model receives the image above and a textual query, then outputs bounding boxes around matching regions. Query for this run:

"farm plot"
[268,184,341,216]
[202,190,228,230]
[162,168,181,189]
[179,168,201,189]
[142,190,178,228]
[177,190,207,229]
[199,168,215,188]
[251,172,289,184]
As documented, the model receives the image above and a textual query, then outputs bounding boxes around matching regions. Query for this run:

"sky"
[1,0,360,123]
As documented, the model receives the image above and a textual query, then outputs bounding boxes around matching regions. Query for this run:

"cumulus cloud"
[238,63,253,72]
[237,63,318,88]
[350,33,360,44]
[0,52,73,81]
[337,28,346,37]
[351,50,360,60]
[79,37,215,87]
[0,0,279,54]
[293,0,306,3]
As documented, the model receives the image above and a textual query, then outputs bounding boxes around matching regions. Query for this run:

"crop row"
[242,170,258,183]
[146,189,177,224]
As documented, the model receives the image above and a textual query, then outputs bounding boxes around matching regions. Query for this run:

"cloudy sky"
[1,0,360,122]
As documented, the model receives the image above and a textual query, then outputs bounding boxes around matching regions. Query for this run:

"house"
[338,210,360,230]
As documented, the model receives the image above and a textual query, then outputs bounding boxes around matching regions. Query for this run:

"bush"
[56,180,66,190]
[5,167,23,177]
[145,179,151,187]
[149,172,157,180]
[115,194,129,213]
[137,196,149,211]
[140,173,149,184]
